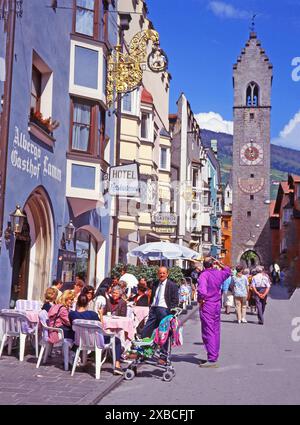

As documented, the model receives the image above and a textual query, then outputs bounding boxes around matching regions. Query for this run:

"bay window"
[70,98,106,156]
[141,112,151,140]
[72,101,92,152]
[75,0,95,37]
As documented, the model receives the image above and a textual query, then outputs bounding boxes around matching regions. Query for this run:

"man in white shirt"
[251,266,271,325]
[141,267,179,364]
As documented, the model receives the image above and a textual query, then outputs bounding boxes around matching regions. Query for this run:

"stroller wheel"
[162,371,173,382]
[170,368,176,377]
[124,369,135,381]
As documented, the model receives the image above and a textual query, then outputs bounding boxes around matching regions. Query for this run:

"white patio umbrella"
[128,241,199,261]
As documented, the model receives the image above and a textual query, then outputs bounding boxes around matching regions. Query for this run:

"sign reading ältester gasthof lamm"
[109,162,140,197]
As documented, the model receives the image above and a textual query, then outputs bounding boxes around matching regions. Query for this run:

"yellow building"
[116,0,173,264]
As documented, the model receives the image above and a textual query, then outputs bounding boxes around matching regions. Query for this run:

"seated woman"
[81,285,95,310]
[69,294,124,375]
[104,286,127,317]
[129,282,149,307]
[42,287,58,312]
[48,290,75,343]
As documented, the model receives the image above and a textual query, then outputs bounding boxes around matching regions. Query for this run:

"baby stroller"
[124,307,183,382]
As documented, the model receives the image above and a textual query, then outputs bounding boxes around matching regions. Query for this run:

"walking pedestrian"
[269,262,280,285]
[251,266,271,325]
[197,257,231,367]
[222,275,234,315]
[248,269,257,314]
[231,265,249,324]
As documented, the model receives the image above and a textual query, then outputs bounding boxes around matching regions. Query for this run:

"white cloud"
[195,112,233,135]
[208,1,251,20]
[272,111,300,151]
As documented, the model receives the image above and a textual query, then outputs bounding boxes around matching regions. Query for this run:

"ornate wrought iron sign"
[107,29,168,107]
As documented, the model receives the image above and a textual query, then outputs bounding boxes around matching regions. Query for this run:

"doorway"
[10,220,31,308]
[240,250,260,269]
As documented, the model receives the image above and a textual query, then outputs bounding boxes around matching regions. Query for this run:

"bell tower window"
[246,82,259,107]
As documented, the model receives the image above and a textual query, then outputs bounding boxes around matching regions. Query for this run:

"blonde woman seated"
[42,287,58,313]
[48,290,75,344]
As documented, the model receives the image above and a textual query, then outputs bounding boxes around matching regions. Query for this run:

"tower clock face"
[238,177,265,194]
[240,142,263,165]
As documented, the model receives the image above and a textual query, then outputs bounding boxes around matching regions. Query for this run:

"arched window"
[246,82,259,107]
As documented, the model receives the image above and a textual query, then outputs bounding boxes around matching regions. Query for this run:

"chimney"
[211,139,218,157]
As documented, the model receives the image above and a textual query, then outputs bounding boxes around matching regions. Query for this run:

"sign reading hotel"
[109,163,140,197]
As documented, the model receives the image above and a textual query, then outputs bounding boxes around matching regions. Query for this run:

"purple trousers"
[199,300,221,362]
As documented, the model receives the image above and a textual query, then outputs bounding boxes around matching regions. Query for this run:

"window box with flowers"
[29,108,60,147]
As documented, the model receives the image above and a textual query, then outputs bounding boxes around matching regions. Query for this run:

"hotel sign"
[109,163,140,197]
[153,213,178,226]
[154,226,176,234]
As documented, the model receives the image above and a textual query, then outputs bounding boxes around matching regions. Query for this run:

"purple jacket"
[197,267,231,303]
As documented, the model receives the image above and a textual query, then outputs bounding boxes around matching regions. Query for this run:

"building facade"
[170,93,206,255]
[0,0,117,308]
[271,176,300,288]
[115,0,173,264]
[221,178,233,266]
[232,31,273,267]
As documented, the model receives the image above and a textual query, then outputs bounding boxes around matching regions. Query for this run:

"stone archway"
[24,186,54,301]
[240,250,261,269]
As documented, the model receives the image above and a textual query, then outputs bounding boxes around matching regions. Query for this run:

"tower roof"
[233,31,273,71]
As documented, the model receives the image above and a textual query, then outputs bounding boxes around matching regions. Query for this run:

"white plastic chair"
[15,300,41,311]
[0,309,36,361]
[71,319,116,380]
[126,304,135,320]
[36,310,72,371]
[15,299,41,358]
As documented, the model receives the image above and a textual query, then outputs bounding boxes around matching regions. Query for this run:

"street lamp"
[10,205,26,235]
[65,220,75,243]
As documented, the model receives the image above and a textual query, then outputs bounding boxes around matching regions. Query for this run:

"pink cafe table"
[132,306,149,326]
[102,316,135,340]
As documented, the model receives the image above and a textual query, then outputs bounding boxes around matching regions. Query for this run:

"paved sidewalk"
[0,306,197,405]
[0,348,123,405]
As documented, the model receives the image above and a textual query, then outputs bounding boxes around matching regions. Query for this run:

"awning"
[67,197,104,218]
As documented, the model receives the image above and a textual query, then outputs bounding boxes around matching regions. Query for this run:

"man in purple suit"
[197,257,231,367]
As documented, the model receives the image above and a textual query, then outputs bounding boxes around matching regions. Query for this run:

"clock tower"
[232,31,273,267]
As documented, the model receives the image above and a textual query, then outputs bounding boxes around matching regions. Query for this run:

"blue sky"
[146,0,300,150]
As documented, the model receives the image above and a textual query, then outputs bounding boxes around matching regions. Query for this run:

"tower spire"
[250,14,257,34]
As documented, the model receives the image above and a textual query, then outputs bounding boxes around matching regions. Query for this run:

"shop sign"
[57,249,76,287]
[10,126,62,182]
[154,226,176,234]
[109,162,140,197]
[153,212,178,226]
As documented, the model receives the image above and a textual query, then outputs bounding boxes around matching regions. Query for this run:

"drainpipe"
[110,13,131,270]
[0,0,17,251]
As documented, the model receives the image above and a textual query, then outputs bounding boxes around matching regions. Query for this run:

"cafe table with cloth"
[102,315,135,351]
